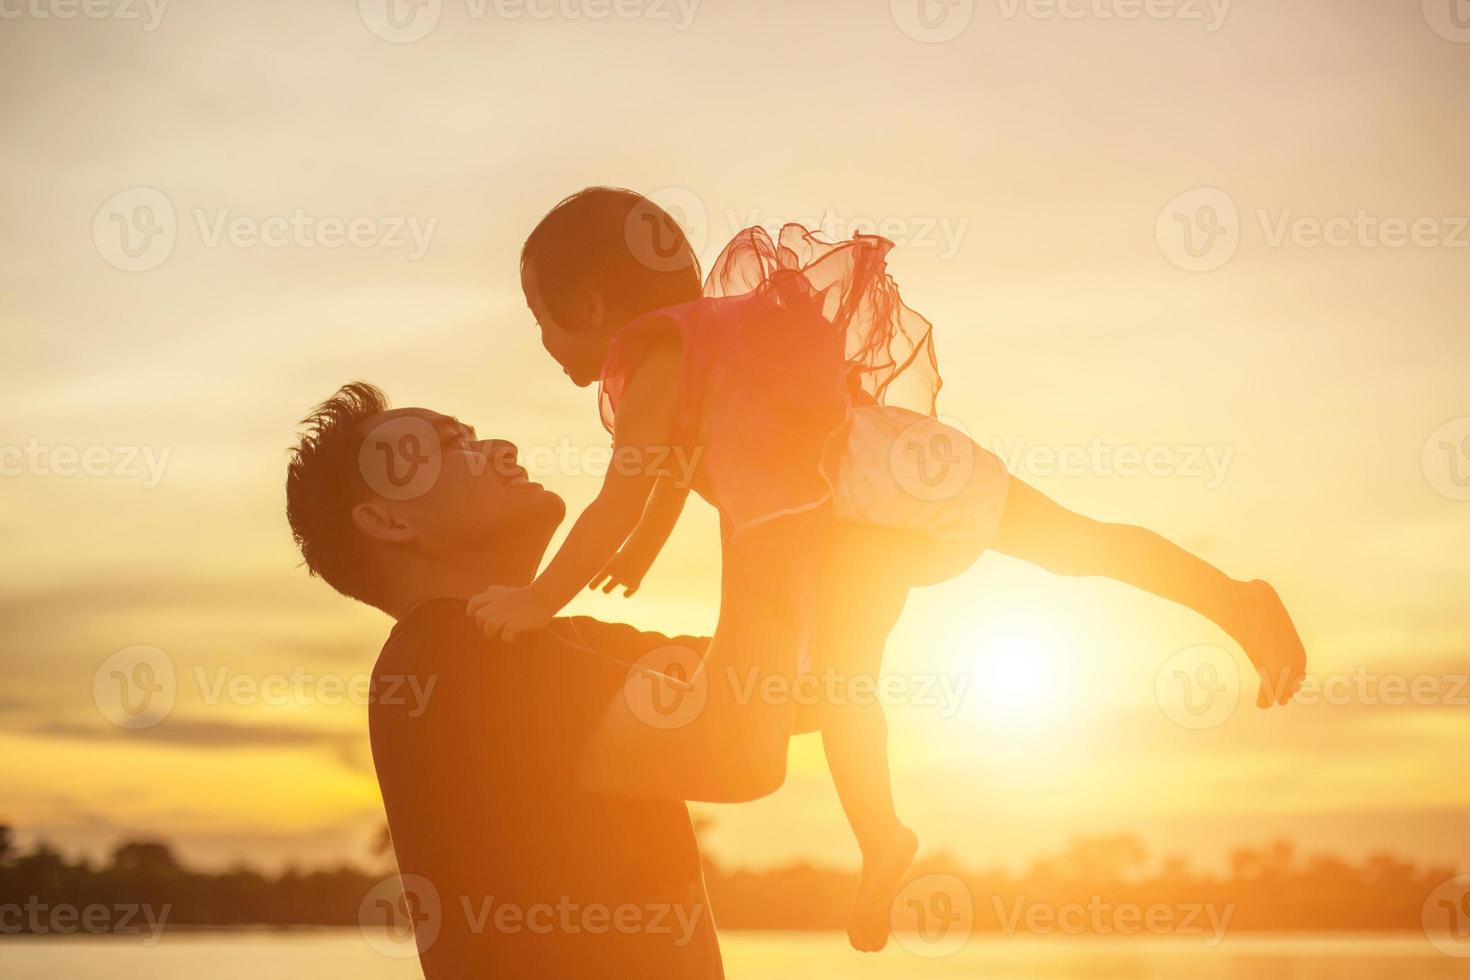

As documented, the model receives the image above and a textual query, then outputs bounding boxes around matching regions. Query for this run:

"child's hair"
[521,186,702,327]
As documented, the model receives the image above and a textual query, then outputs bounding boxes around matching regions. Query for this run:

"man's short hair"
[285,381,389,608]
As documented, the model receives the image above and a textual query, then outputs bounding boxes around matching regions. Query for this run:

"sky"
[1,0,1467,875]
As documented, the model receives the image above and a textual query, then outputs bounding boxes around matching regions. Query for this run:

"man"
[285,382,815,978]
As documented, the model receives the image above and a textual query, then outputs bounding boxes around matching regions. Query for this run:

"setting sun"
[956,613,1074,732]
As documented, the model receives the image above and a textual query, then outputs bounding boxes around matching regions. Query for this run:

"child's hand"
[589,547,655,597]
[466,586,554,642]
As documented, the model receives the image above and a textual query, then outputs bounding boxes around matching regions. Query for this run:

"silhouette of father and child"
[284,187,1307,978]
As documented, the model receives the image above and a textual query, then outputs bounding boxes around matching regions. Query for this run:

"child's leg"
[823,707,920,952]
[812,565,911,859]
[821,706,909,872]
[990,477,1306,706]
[807,524,923,951]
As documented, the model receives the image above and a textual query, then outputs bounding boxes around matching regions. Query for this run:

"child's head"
[520,187,702,387]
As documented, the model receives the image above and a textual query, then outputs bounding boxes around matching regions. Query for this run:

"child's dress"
[600,224,1010,563]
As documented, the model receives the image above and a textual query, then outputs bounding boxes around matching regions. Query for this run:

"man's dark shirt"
[369,597,724,979]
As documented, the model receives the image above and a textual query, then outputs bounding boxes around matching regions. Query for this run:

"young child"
[469,187,1307,951]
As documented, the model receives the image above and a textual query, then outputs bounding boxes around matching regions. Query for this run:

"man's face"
[352,407,565,561]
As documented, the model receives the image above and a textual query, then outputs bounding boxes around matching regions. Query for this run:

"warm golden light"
[957,612,1073,733]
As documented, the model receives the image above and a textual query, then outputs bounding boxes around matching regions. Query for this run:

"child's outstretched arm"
[590,475,690,597]
[469,345,681,640]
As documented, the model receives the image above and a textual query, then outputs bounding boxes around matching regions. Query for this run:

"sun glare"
[956,612,1074,732]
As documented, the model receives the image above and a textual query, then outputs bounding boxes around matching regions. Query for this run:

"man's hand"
[467,586,555,642]
[589,546,656,597]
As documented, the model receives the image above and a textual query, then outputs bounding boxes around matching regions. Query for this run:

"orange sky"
[1,0,1467,874]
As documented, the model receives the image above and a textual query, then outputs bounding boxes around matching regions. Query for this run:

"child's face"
[521,260,611,389]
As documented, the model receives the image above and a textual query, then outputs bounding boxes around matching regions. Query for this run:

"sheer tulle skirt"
[601,224,1009,548]
[706,225,1008,547]
[705,224,943,417]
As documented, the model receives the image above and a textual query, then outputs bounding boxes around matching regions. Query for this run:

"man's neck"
[383,550,537,621]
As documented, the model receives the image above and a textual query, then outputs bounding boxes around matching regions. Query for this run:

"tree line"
[0,823,1456,934]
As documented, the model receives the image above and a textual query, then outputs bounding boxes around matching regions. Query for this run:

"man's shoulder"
[368,603,689,727]
[553,615,710,663]
[376,600,707,673]
[376,595,477,657]
[369,601,711,717]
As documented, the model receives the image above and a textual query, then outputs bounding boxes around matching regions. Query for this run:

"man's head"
[520,187,702,388]
[285,382,565,614]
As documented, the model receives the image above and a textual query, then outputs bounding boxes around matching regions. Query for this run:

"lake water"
[3,931,1468,978]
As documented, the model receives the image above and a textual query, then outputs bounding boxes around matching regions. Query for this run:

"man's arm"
[577,508,824,804]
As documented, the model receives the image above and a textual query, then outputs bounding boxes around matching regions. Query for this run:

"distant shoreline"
[0,926,1440,937]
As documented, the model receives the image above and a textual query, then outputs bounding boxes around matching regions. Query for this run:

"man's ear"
[351,500,414,544]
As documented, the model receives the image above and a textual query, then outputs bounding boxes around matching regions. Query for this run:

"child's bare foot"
[1231,580,1307,708]
[847,825,919,952]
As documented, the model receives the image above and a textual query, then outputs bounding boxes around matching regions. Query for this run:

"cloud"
[29,718,358,752]
[0,696,35,717]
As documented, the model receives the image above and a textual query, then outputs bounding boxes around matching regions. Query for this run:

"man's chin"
[521,489,567,564]
[518,483,567,534]
[537,486,568,523]
[457,489,565,568]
